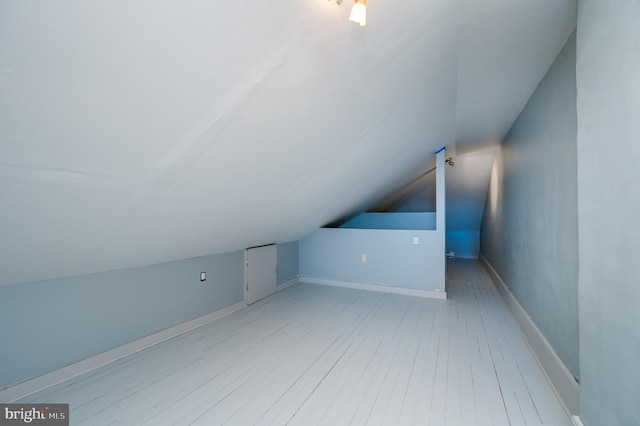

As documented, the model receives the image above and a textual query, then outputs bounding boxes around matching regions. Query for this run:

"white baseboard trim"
[301,277,447,300]
[572,415,585,426]
[0,301,247,403]
[276,276,299,292]
[479,255,579,417]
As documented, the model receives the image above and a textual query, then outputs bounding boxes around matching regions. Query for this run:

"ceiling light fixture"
[348,0,367,26]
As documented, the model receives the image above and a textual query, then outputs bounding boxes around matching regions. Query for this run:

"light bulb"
[349,0,367,26]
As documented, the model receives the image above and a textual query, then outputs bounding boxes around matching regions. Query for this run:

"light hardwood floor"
[21,260,571,425]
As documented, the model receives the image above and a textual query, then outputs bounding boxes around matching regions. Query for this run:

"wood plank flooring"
[21,260,571,425]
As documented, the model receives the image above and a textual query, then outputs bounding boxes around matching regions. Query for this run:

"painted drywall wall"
[445,151,494,260]
[0,251,244,388]
[360,150,493,259]
[340,212,436,230]
[277,241,299,284]
[576,2,640,425]
[480,32,579,379]
[299,228,445,292]
[446,231,479,259]
[303,151,446,292]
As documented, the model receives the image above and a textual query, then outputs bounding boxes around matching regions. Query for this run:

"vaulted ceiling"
[0,0,575,287]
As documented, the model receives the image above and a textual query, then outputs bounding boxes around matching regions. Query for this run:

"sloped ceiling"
[0,0,575,287]
[456,0,576,153]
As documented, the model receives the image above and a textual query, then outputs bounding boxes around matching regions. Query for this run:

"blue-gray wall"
[277,241,299,284]
[340,212,436,230]
[576,1,640,425]
[446,231,479,259]
[480,32,579,379]
[0,251,244,388]
[300,228,445,292]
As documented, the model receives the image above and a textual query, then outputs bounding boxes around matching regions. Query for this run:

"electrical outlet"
[413,236,420,245]
[361,254,367,263]
[200,272,206,282]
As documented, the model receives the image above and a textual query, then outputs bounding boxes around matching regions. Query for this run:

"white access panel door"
[246,244,277,305]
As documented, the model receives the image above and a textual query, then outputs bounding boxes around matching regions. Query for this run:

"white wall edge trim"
[572,415,584,426]
[301,276,446,300]
[479,255,579,417]
[0,301,247,403]
[277,276,299,292]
